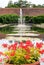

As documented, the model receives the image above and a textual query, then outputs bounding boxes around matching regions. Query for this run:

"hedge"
[0,14,19,24]
[0,15,44,24]
[25,15,44,24]
[32,16,44,24]
[25,16,32,24]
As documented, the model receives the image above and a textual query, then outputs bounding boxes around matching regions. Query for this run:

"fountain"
[17,8,27,36]
[7,7,39,37]
[7,0,39,38]
[11,7,39,37]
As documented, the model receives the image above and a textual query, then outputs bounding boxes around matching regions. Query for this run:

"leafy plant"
[1,40,43,64]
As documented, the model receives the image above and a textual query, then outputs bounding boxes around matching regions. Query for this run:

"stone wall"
[0,8,44,16]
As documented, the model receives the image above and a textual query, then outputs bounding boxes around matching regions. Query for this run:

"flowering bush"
[0,40,44,64]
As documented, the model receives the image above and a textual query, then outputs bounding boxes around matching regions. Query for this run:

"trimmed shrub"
[0,15,44,24]
[32,16,44,24]
[25,15,44,24]
[25,16,33,24]
[0,14,19,24]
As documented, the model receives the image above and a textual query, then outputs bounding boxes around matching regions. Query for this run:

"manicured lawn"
[31,26,44,33]
[0,26,17,34]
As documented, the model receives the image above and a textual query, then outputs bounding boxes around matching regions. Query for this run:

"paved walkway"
[34,23,44,28]
[7,33,39,37]
[0,24,10,28]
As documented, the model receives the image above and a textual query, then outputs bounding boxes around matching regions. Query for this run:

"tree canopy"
[6,0,44,8]
[6,0,30,8]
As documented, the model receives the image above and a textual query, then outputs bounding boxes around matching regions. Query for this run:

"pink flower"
[40,58,44,62]
[0,58,2,62]
[5,56,10,59]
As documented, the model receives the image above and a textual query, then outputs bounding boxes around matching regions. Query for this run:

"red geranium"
[8,43,17,50]
[18,42,24,48]
[36,42,43,49]
[10,52,15,56]
[2,43,8,48]
[24,54,30,59]
[26,40,33,47]
[19,42,30,53]
[39,49,44,54]
[0,52,4,55]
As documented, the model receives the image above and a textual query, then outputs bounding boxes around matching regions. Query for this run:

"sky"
[0,0,44,8]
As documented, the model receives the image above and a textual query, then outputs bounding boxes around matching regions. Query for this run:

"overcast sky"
[0,0,44,8]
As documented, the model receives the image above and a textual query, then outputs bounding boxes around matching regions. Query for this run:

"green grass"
[0,26,12,34]
[0,26,18,34]
[31,26,44,33]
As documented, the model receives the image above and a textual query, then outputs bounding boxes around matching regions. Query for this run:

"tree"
[31,4,37,8]
[41,4,44,8]
[18,0,29,7]
[6,0,30,8]
[6,0,44,8]
[31,4,44,8]
[6,0,14,8]
[14,0,29,8]
[37,5,43,8]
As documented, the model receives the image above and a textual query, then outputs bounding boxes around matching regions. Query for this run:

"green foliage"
[25,15,44,24]
[5,0,44,8]
[25,16,32,24]
[32,16,44,24]
[6,0,14,8]
[0,26,14,34]
[0,14,19,24]
[6,0,30,8]
[0,15,44,24]
[31,4,44,8]
[31,26,44,33]
[5,45,40,64]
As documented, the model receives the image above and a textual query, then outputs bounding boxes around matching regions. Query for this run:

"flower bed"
[0,40,44,64]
